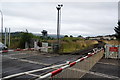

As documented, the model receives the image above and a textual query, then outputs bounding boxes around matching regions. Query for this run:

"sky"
[0,1,119,37]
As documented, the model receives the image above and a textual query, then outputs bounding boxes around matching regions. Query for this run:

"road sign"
[41,42,48,52]
[109,47,118,52]
[105,44,120,59]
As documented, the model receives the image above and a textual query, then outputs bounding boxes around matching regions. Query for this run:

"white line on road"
[97,61,119,66]
[69,68,120,79]
[2,62,68,80]
[3,55,50,66]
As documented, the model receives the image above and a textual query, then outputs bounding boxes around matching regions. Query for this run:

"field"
[48,37,98,53]
[60,40,98,53]
[10,34,120,53]
[103,40,120,45]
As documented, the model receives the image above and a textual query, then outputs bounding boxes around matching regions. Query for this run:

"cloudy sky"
[0,1,118,37]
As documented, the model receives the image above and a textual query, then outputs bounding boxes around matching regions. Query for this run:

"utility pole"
[4,28,6,46]
[8,28,10,47]
[0,10,3,43]
[56,4,63,53]
[6,28,8,45]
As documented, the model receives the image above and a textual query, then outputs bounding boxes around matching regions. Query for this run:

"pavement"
[82,57,120,80]
[1,51,81,80]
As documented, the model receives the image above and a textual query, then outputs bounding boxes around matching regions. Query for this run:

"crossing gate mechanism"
[105,44,120,59]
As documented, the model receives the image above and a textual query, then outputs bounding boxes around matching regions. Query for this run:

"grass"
[103,40,120,45]
[9,36,99,53]
[48,37,98,53]
[60,40,98,53]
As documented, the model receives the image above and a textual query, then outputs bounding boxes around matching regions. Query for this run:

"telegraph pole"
[4,28,6,46]
[0,10,3,43]
[8,28,10,47]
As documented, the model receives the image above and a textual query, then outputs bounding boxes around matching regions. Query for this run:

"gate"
[105,44,120,59]
[51,50,104,79]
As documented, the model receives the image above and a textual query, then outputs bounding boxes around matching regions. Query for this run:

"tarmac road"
[1,51,81,80]
[1,41,105,80]
[82,58,120,80]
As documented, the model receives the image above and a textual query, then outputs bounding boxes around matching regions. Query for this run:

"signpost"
[41,42,48,53]
[105,44,120,59]
[109,47,118,52]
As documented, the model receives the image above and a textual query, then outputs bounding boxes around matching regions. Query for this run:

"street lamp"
[0,10,3,43]
[56,4,63,53]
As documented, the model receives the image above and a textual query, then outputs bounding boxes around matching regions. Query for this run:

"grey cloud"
[2,2,57,21]
[1,2,118,37]
[118,1,120,20]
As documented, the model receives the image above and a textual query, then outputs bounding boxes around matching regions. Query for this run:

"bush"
[19,32,34,48]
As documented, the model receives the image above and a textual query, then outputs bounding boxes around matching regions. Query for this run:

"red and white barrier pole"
[1,48,103,80]
[35,48,103,80]
[0,48,35,53]
[0,47,52,53]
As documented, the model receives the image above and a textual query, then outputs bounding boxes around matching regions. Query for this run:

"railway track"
[71,41,105,55]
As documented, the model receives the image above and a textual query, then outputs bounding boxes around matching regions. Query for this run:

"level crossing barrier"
[0,47,52,53]
[35,48,104,80]
[1,48,104,80]
[2,61,70,80]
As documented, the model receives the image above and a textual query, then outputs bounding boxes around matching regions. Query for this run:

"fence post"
[118,45,120,59]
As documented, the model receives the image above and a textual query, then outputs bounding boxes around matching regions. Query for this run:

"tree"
[19,32,34,48]
[78,35,82,37]
[70,35,73,37]
[41,30,47,38]
[114,21,120,40]
[64,35,68,37]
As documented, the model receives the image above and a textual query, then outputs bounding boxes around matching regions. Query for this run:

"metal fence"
[105,44,120,59]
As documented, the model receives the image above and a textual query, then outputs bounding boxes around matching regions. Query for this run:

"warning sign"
[109,47,118,52]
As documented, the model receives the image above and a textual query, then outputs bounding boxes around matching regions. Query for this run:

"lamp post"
[0,10,3,43]
[56,4,63,53]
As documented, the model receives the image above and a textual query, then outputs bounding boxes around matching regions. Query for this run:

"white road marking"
[3,55,50,66]
[26,73,40,77]
[69,68,120,79]
[97,61,119,66]
[2,62,68,80]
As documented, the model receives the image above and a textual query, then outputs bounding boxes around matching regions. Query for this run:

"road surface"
[1,51,81,80]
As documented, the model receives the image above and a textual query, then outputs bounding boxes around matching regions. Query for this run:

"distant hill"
[33,33,64,38]
[3,32,23,37]
[8,32,64,38]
